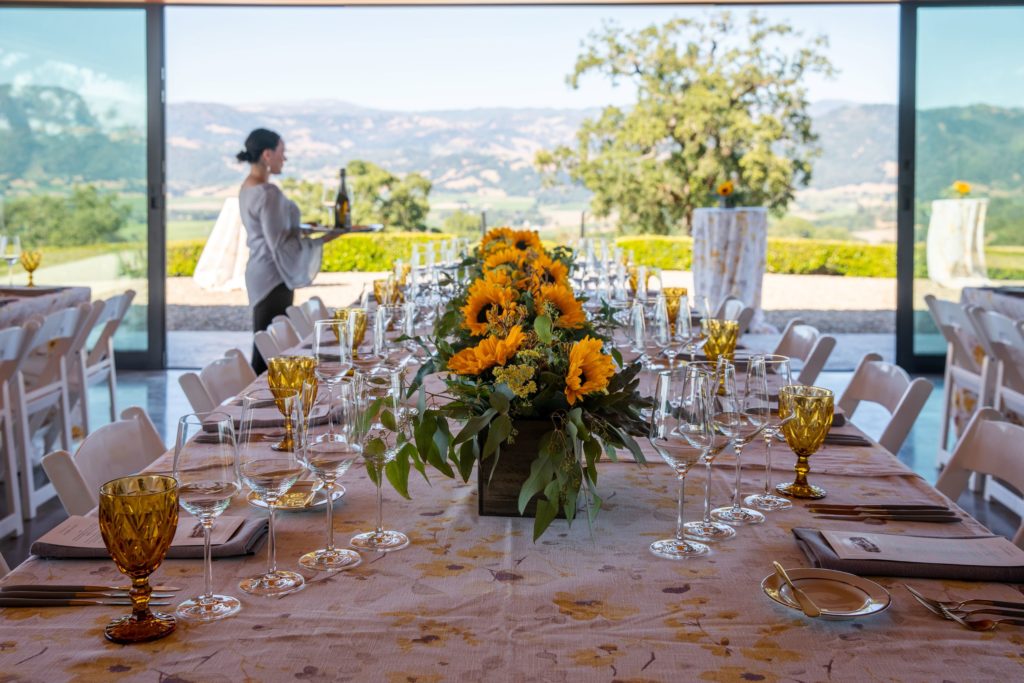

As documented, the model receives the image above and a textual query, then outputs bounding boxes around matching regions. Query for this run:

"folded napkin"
[823,432,873,447]
[202,403,332,431]
[792,527,1024,582]
[31,517,268,560]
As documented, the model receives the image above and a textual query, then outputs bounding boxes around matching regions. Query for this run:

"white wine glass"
[350,370,410,552]
[744,354,796,511]
[647,368,709,559]
[298,381,362,572]
[313,318,351,438]
[172,412,242,621]
[711,362,767,525]
[4,235,19,286]
[238,388,306,596]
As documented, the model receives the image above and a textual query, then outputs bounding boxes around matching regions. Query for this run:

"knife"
[1,584,182,593]
[0,590,177,599]
[812,514,962,523]
[0,597,172,608]
[773,562,821,618]
[807,505,951,512]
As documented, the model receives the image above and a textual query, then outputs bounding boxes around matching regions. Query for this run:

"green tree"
[6,185,130,246]
[347,160,431,231]
[280,178,328,224]
[536,12,834,234]
[442,209,482,235]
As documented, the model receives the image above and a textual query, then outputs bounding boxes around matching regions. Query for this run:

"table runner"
[0,285,91,329]
[3,425,1024,679]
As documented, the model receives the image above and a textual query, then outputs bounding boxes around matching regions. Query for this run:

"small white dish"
[247,482,346,511]
[762,567,891,619]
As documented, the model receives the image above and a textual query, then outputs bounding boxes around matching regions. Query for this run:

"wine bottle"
[333,168,351,229]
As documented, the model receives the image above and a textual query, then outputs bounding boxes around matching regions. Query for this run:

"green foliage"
[536,11,833,234]
[770,215,852,241]
[442,209,483,235]
[279,178,329,224]
[5,185,131,247]
[166,240,206,277]
[321,233,452,271]
[347,160,432,230]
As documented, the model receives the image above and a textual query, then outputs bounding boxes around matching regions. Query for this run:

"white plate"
[761,567,891,619]
[247,482,346,511]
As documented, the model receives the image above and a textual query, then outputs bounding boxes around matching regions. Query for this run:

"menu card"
[36,515,245,550]
[822,530,1024,567]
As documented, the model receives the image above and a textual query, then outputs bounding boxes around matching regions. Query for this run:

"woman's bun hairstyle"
[237,128,281,165]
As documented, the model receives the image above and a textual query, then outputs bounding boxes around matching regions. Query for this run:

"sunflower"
[462,280,516,336]
[480,227,514,255]
[564,337,615,405]
[483,248,526,272]
[510,229,542,252]
[952,180,972,197]
[447,326,526,376]
[483,268,514,288]
[717,180,735,197]
[526,252,570,291]
[536,283,586,329]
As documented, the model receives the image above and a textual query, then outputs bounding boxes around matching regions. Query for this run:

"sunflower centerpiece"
[390,227,649,540]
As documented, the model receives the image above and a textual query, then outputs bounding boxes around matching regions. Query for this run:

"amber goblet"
[701,318,739,365]
[267,355,318,452]
[19,250,41,287]
[333,307,368,352]
[98,475,179,644]
[373,278,403,305]
[662,287,687,333]
[776,385,834,500]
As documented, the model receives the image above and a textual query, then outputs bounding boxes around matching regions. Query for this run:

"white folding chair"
[284,305,314,338]
[268,318,300,351]
[301,296,329,324]
[0,549,9,577]
[253,330,282,366]
[71,290,135,436]
[715,296,754,335]
[966,307,1024,514]
[936,408,1024,548]
[41,406,166,516]
[180,347,256,414]
[925,295,995,469]
[772,318,836,385]
[837,353,934,456]
[12,303,94,518]
[0,321,38,539]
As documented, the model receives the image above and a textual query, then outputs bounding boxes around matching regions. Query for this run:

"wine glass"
[710,361,767,525]
[173,412,242,621]
[701,318,739,365]
[674,294,707,362]
[267,355,318,452]
[334,307,369,367]
[238,388,306,597]
[98,475,179,643]
[313,319,351,438]
[652,296,680,369]
[19,250,41,287]
[298,381,362,572]
[776,385,834,500]
[681,361,736,542]
[372,304,413,371]
[4,235,20,286]
[743,354,796,511]
[647,368,709,559]
[350,370,410,552]
[628,300,652,367]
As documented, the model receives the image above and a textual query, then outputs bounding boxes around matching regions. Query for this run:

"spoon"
[773,561,821,618]
[941,605,1024,631]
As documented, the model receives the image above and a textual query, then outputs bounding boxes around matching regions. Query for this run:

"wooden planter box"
[477,419,563,518]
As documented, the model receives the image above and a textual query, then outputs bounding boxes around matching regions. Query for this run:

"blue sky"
[166,5,900,110]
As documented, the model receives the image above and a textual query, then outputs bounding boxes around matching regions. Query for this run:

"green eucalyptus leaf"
[385,453,412,500]
[457,439,477,481]
[454,408,497,445]
[533,498,558,542]
[482,413,512,460]
[534,314,553,344]
[381,409,398,432]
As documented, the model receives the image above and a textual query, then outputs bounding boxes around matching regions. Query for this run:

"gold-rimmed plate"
[761,567,890,619]
[247,482,346,511]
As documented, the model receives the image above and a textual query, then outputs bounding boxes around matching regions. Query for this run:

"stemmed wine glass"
[652,296,680,369]
[647,367,710,559]
[682,361,736,542]
[710,361,767,525]
[350,370,410,552]
[628,300,652,367]
[313,318,351,437]
[173,412,242,621]
[298,381,362,571]
[373,304,413,371]
[238,388,306,596]
[3,235,20,286]
[743,354,796,511]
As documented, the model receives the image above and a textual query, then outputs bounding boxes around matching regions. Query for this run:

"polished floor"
[1,362,1019,568]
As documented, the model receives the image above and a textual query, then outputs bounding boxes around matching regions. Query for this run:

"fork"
[903,585,1024,614]
[940,605,1024,631]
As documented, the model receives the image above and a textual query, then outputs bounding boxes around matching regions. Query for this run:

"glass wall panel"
[914,5,1024,356]
[0,8,148,351]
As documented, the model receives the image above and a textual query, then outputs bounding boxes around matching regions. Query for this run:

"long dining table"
[2,365,1023,682]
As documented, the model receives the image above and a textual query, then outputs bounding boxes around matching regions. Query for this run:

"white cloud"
[0,49,27,69]
[9,58,144,128]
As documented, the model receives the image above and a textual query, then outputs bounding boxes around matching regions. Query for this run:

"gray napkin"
[31,517,268,560]
[823,432,873,447]
[792,527,1024,582]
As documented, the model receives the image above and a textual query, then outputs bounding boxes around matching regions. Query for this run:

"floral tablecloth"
[2,415,1023,681]
[691,208,771,332]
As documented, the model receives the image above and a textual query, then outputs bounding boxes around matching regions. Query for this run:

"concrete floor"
[1,354,1018,568]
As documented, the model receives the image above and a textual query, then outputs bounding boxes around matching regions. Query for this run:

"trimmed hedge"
[164,232,1024,280]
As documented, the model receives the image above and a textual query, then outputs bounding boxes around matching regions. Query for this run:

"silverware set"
[808,503,961,523]
[904,585,1024,631]
[0,584,182,608]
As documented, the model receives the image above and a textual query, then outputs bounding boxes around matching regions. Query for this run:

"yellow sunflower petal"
[564,336,615,405]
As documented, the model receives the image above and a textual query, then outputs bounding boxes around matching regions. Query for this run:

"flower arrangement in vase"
[391,227,649,539]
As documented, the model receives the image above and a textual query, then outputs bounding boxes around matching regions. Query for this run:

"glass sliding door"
[0,7,159,363]
[907,3,1024,364]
